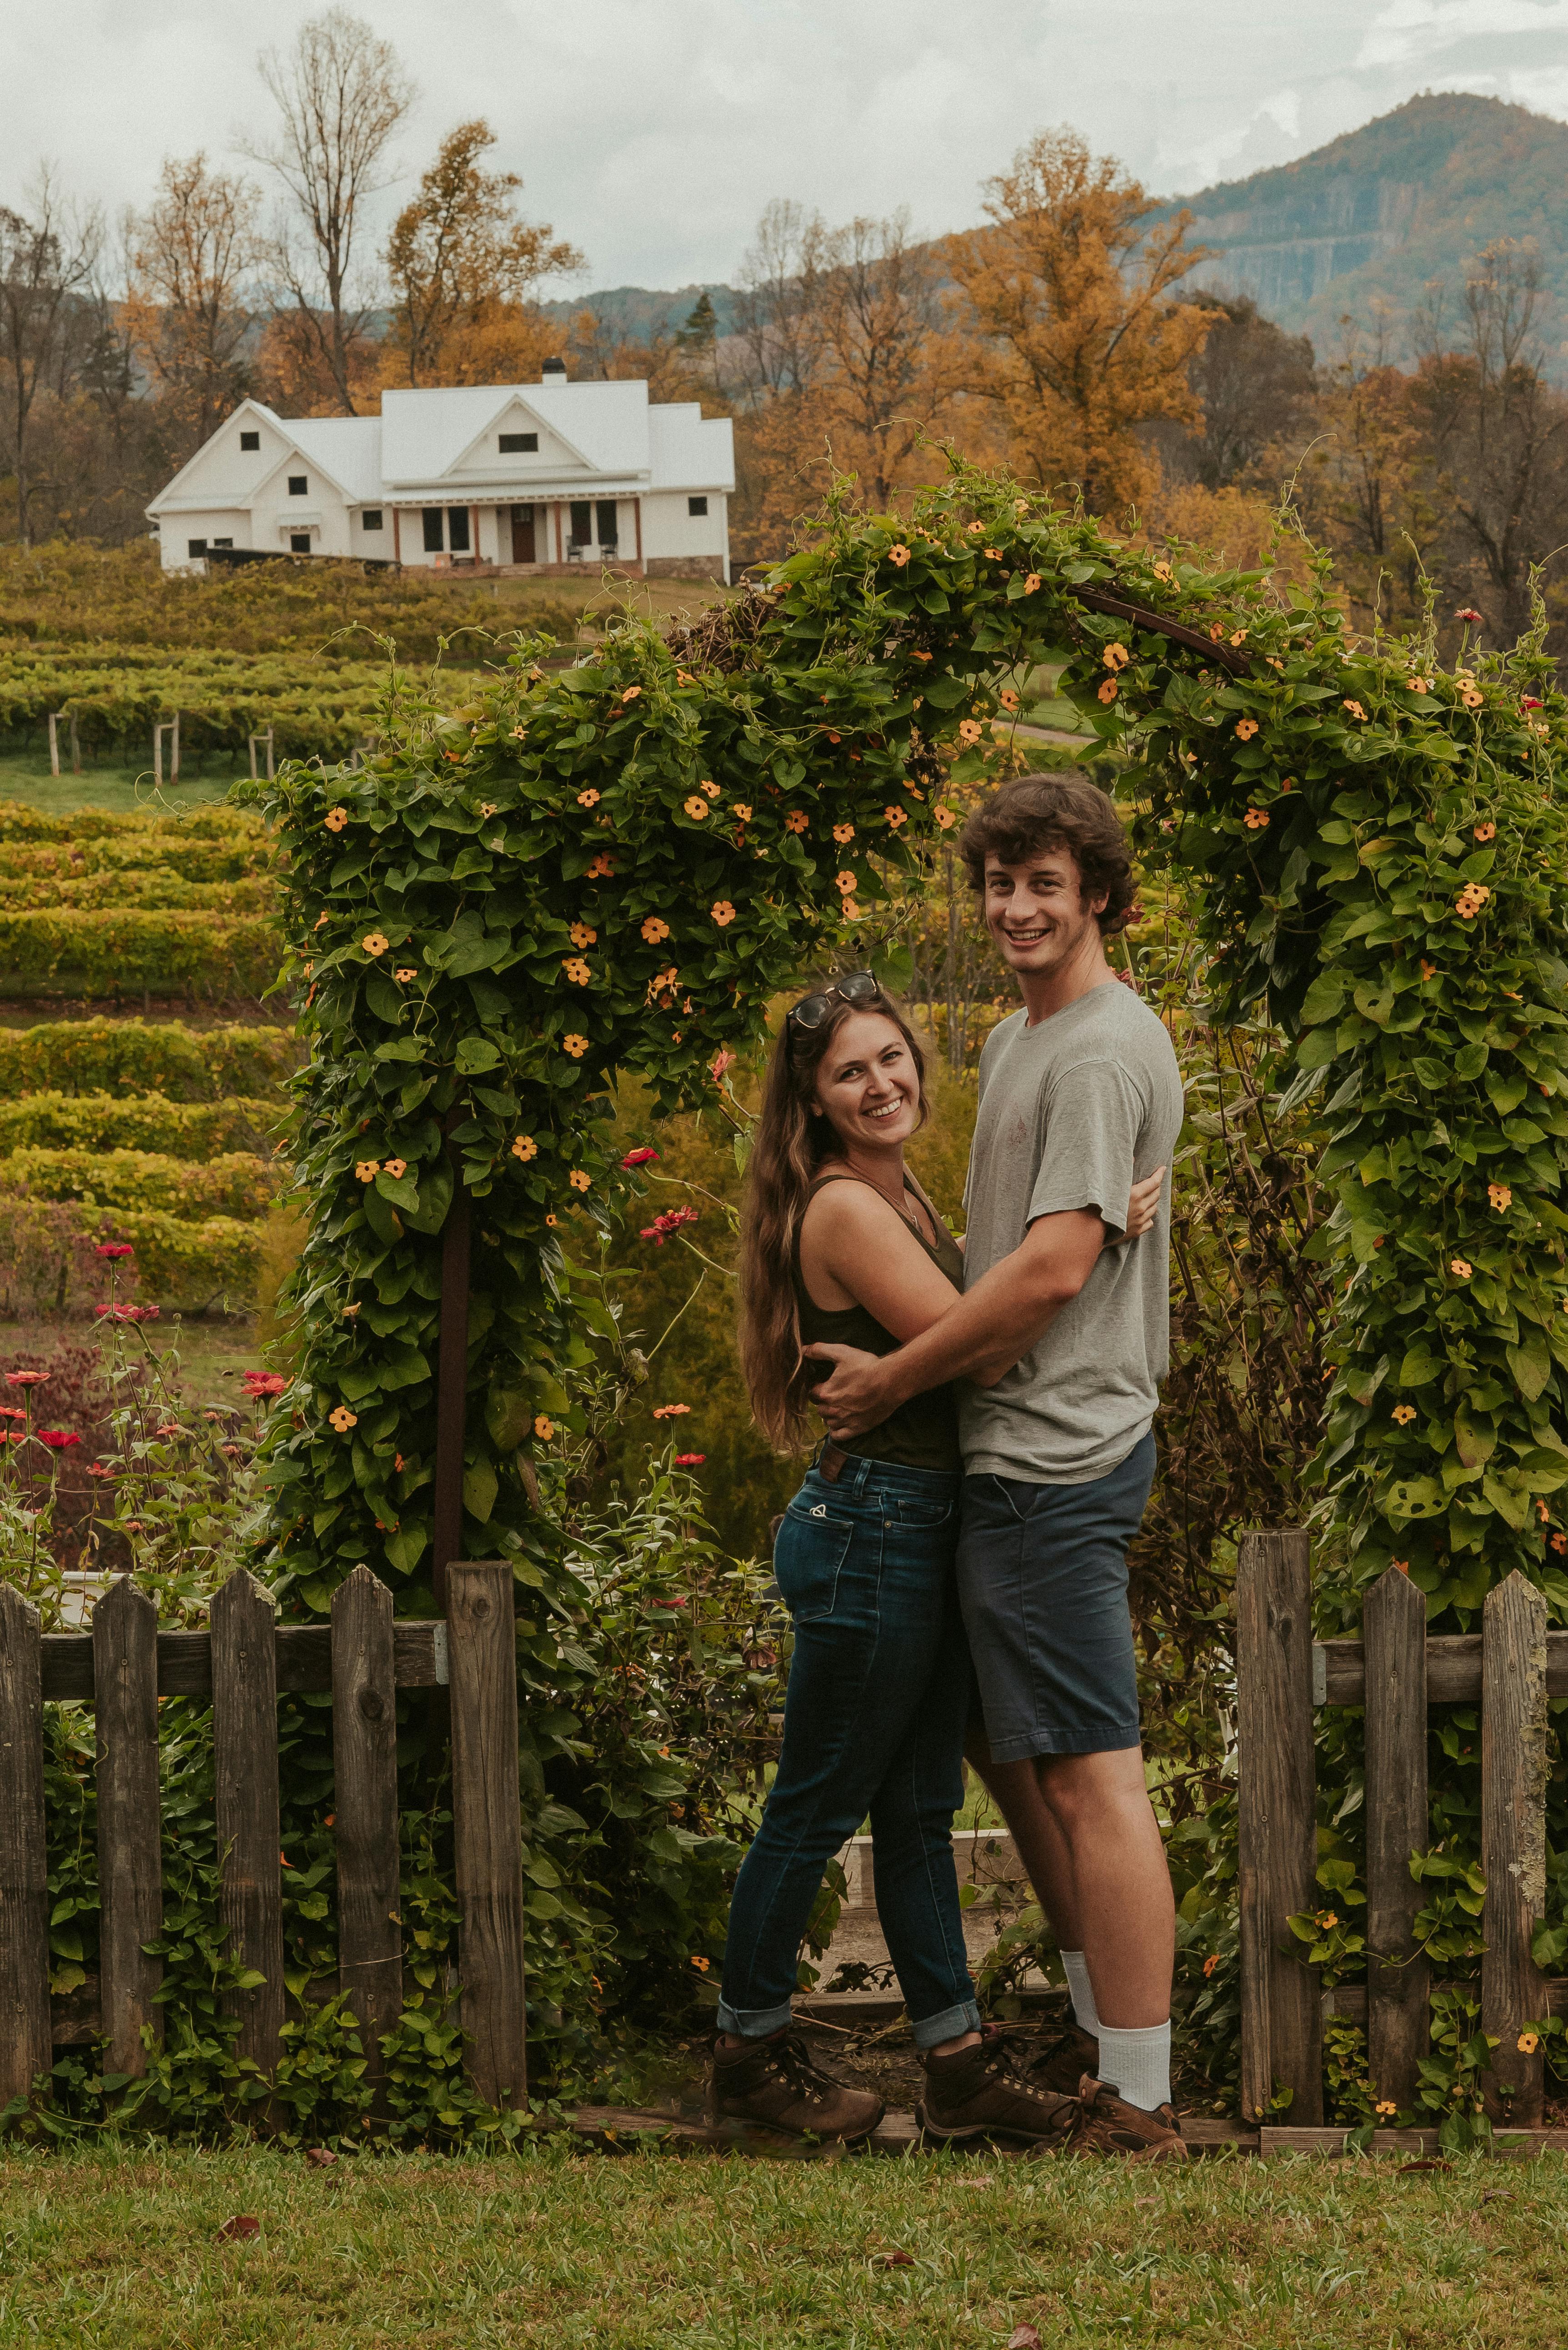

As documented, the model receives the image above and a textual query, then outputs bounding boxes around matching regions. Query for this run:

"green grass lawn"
[0,747,243,816]
[0,2140,1557,2346]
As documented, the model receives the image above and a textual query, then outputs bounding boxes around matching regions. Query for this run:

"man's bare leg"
[965,1727,1082,1949]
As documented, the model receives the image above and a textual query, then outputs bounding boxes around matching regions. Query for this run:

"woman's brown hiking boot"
[916,2025,1080,2149]
[707,2029,885,2142]
[1067,2074,1187,2161]
[1026,2019,1099,2095]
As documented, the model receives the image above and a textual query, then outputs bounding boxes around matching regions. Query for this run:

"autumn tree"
[246,7,414,414]
[383,121,581,387]
[124,154,261,456]
[0,170,104,543]
[945,129,1211,514]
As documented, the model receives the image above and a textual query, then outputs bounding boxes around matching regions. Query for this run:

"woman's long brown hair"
[738,984,928,1449]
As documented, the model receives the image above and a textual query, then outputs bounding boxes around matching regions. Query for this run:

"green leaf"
[455,1037,503,1074]
[1507,1329,1552,1402]
[385,1523,428,1575]
[463,1456,498,1524]
[485,1384,535,1452]
[401,1156,453,1234]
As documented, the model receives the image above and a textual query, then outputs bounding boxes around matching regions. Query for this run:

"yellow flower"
[1229,628,1248,647]
[383,1158,407,1179]
[833,822,855,844]
[534,1415,555,1440]
[577,788,601,808]
[1023,573,1041,593]
[1519,2031,1540,2054]
[395,966,418,982]
[1097,680,1119,705]
[835,871,857,895]
[479,802,497,818]
[1392,1404,1416,1426]
[711,900,736,926]
[1457,885,1490,918]
[355,1159,381,1182]
[934,805,956,830]
[1103,643,1130,672]
[1375,2100,1398,2117]
[1451,1257,1473,1279]
[957,717,983,743]
[884,805,907,829]
[1235,718,1258,741]
[733,803,752,822]
[563,956,592,985]
[641,916,670,943]
[563,1034,589,1058]
[324,806,348,832]
[1244,808,1269,830]
[511,725,527,740]
[512,1135,538,1161]
[888,543,910,566]
[362,932,389,956]
[1489,1183,1513,1210]
[1153,561,1172,582]
[329,1406,358,1433]
[570,921,597,947]
[683,795,709,820]
[569,1169,591,1193]
[1474,820,1496,841]
[784,809,808,834]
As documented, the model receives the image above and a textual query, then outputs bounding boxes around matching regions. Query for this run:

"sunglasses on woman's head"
[787,970,879,1031]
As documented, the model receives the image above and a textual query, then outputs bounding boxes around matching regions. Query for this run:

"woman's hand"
[1113,1165,1166,1245]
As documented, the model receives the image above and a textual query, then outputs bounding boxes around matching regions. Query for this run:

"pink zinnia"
[620,1146,660,1168]
[241,1372,288,1399]
[37,1430,81,1450]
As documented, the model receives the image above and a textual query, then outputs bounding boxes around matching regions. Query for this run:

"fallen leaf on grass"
[958,2174,997,2187]
[1481,2191,1514,2204]
[1008,2327,1044,2350]
[873,2250,915,2267]
[1398,2160,1453,2175]
[216,2215,261,2242]
[304,2147,338,2169]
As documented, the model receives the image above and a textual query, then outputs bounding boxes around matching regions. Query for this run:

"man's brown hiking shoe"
[1067,2074,1187,2161]
[707,2029,884,2143]
[916,2025,1079,2149]
[1027,2019,1099,2095]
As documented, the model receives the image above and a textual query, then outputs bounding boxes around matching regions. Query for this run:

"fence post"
[332,1567,401,2108]
[48,712,60,778]
[211,1568,284,2078]
[1363,1564,1428,2107]
[447,1560,527,2110]
[0,1586,50,2109]
[93,1577,162,2079]
[1482,1569,1548,2125]
[1236,1529,1322,2124]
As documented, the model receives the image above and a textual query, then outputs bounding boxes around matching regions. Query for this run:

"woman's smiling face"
[813,1011,924,1153]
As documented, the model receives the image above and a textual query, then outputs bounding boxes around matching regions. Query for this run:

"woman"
[709,973,1161,2144]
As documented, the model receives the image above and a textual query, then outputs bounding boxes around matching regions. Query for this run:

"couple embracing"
[708,773,1187,2161]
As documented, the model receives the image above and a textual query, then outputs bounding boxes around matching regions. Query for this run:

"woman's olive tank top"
[791,1171,965,1473]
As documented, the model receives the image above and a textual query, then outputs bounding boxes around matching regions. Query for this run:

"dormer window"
[288,475,308,495]
[240,430,260,451]
[499,432,538,453]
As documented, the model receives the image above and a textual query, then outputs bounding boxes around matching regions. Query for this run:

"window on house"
[290,534,312,554]
[422,509,443,553]
[362,509,383,531]
[568,500,593,547]
[446,506,471,552]
[288,475,308,495]
[595,500,618,547]
[499,432,538,453]
[187,538,208,558]
[240,430,260,451]
[688,495,708,517]
[212,537,233,549]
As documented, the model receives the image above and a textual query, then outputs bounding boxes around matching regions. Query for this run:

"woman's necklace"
[860,1168,926,1240]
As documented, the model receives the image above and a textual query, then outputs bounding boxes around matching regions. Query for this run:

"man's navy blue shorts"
[955,1432,1156,1762]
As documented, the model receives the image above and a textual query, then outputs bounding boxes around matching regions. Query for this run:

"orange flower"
[1451,1257,1473,1279]
[1375,2100,1398,2118]
[888,543,910,567]
[999,688,1019,711]
[511,725,527,740]
[1153,561,1172,581]
[355,1160,381,1183]
[1342,699,1367,722]
[833,822,855,844]
[1229,628,1248,647]
[1488,1183,1513,1211]
[479,802,497,819]
[1420,959,1436,980]
[1023,573,1041,593]
[618,685,643,704]
[966,520,983,535]
[383,1158,407,1180]
[362,932,389,956]
[1392,1404,1416,1426]
[570,921,597,947]
[563,1034,589,1058]
[586,852,615,879]
[884,805,907,829]
[1553,1534,1567,1556]
[395,966,418,983]
[934,805,956,830]
[324,806,348,832]
[577,789,600,808]
[1202,1953,1219,1978]
[1234,718,1258,741]
[683,795,709,820]
[784,809,808,834]
[1519,2031,1540,2055]
[958,717,983,743]
[1456,884,1490,918]
[1097,680,1118,705]
[534,1414,555,1439]
[1461,686,1483,710]
[569,1169,591,1193]
[641,915,670,943]
[563,956,592,985]
[1102,642,1130,672]
[675,669,695,686]
[511,1136,538,1161]
[329,1406,358,1434]
[1406,676,1430,693]
[840,899,861,922]
[1244,808,1269,830]
[702,781,720,799]
[1474,821,1496,841]
[711,900,736,926]
[545,1213,559,1226]
[835,872,857,895]
[733,802,752,822]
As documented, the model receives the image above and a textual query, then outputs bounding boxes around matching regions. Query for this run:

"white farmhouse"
[146,365,734,582]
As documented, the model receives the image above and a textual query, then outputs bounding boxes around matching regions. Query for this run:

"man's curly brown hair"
[957,773,1138,935]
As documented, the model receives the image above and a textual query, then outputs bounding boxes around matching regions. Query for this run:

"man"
[805,772,1186,2159]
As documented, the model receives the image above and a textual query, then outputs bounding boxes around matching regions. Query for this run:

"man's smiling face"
[983,843,1107,980]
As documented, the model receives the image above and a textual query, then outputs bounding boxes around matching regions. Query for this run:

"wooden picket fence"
[1238,1532,1562,2131]
[0,1561,527,2115]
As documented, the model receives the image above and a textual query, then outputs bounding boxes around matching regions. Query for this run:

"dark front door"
[595,499,618,550]
[568,500,592,548]
[446,506,471,553]
[509,504,536,564]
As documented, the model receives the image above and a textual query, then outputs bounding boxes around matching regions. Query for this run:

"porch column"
[553,502,563,565]
[633,498,644,577]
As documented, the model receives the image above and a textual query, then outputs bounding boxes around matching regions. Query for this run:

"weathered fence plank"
[1482,1570,1548,2125]
[447,1560,527,2110]
[0,1586,50,2107]
[1363,1566,1428,2108]
[1316,1630,1568,1706]
[39,1619,448,1702]
[211,1568,285,2076]
[1237,1530,1322,2124]
[332,1567,401,2104]
[93,1578,162,2078]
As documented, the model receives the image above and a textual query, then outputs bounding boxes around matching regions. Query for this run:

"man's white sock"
[1095,2021,1172,2114]
[1060,1950,1099,2037]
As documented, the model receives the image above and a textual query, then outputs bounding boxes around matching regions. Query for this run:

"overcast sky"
[5,0,1567,291]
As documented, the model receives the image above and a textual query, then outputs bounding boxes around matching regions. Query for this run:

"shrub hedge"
[0,910,282,999]
[0,649,418,762]
[0,803,263,851]
[0,1017,297,1099]
[0,1144,278,1221]
[0,1090,281,1156]
[0,873,276,914]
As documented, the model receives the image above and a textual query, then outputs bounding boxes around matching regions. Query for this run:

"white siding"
[160,510,253,571]
[640,489,729,567]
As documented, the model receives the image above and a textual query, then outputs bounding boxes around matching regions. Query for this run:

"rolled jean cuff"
[716,1994,794,2041]
[910,1997,982,2052]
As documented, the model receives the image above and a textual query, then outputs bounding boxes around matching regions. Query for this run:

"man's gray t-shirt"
[958,980,1184,1485]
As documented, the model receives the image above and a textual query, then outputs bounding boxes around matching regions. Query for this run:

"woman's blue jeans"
[718,1453,980,2052]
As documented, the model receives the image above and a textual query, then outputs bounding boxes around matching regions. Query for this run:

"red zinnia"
[5,1371,47,1386]
[241,1372,288,1399]
[0,1407,23,1421]
[673,1452,706,1466]
[95,1243,135,1260]
[620,1147,660,1168]
[37,1431,81,1450]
